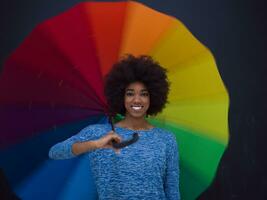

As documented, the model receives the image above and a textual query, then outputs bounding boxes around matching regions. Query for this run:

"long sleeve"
[48,124,105,160]
[164,134,180,200]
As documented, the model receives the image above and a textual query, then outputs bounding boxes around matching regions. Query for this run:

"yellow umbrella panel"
[119,1,229,199]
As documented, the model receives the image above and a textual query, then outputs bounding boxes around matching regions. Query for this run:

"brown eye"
[141,92,149,97]
[125,92,134,96]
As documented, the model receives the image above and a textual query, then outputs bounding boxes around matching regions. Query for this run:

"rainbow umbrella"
[0,1,229,200]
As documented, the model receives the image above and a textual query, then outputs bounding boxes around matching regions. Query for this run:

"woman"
[49,55,180,200]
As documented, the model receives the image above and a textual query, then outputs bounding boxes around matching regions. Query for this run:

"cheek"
[124,97,131,107]
[145,97,150,107]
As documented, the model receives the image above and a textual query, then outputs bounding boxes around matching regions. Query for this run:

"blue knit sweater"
[49,124,180,200]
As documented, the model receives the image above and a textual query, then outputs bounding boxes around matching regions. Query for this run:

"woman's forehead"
[126,82,148,90]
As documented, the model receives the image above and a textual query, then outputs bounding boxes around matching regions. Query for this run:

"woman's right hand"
[95,131,122,154]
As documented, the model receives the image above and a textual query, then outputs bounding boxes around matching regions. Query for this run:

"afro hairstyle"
[104,54,170,116]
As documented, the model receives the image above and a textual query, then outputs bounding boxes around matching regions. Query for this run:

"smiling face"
[124,82,150,119]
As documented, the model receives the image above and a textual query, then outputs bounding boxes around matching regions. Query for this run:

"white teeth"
[131,106,142,110]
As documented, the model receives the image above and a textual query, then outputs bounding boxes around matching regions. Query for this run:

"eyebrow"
[126,89,148,92]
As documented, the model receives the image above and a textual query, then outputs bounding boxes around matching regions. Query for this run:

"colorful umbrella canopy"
[0,1,229,200]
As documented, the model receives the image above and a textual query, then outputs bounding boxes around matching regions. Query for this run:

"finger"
[112,135,122,143]
[107,130,115,135]
[114,148,121,155]
[103,132,115,141]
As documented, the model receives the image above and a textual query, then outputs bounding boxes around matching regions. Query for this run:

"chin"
[132,115,145,118]
[126,112,146,119]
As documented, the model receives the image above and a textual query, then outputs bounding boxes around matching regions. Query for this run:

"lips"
[131,105,143,111]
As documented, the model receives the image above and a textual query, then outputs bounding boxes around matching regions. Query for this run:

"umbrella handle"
[108,116,139,149]
[112,132,139,149]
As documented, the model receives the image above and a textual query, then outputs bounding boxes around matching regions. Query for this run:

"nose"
[133,94,142,103]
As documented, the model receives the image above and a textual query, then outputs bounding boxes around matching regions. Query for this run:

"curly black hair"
[104,54,170,116]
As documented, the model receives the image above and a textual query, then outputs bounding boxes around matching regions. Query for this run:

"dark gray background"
[1,0,267,199]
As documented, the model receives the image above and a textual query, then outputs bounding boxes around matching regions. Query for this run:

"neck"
[120,114,150,130]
